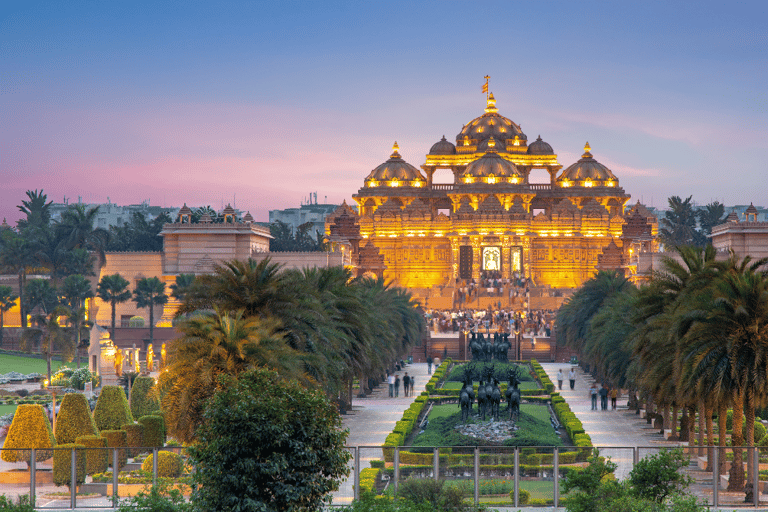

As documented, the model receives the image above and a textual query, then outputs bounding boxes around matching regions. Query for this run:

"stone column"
[450,237,460,280]
[471,237,481,280]
[501,237,512,280]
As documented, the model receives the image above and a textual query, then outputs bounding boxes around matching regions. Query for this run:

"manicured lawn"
[442,381,539,390]
[0,404,18,416]
[0,353,63,375]
[427,403,551,422]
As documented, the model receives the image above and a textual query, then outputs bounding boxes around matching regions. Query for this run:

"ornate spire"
[485,92,498,114]
[390,141,401,159]
[582,142,593,158]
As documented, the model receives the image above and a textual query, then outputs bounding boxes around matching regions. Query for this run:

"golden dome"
[527,135,554,155]
[558,143,618,184]
[429,135,456,155]
[366,142,426,182]
[462,151,520,179]
[456,93,526,145]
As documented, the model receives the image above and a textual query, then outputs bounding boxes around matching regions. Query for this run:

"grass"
[441,381,539,390]
[0,404,17,416]
[0,353,64,375]
[446,478,567,501]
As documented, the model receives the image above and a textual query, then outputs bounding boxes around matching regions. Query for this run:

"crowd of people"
[424,307,554,337]
[454,271,531,304]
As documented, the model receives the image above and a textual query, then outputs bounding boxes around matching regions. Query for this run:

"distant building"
[49,198,179,230]
[711,203,768,262]
[269,193,339,237]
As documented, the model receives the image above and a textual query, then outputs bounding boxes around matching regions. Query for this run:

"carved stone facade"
[330,92,658,289]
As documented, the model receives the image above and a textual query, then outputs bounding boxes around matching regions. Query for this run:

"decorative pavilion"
[327,91,657,289]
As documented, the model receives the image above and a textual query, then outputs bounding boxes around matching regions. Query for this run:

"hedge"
[0,404,55,465]
[53,444,87,487]
[129,376,161,419]
[138,415,165,448]
[94,386,134,431]
[100,429,128,469]
[55,393,98,445]
[141,451,183,477]
[75,435,108,475]
[122,422,145,457]
[359,468,379,493]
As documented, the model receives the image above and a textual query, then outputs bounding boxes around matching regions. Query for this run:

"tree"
[628,448,692,502]
[133,277,168,347]
[21,305,71,385]
[158,310,306,443]
[169,273,195,303]
[0,285,18,347]
[698,201,725,236]
[189,368,350,512]
[659,195,705,248]
[107,211,170,252]
[55,204,109,265]
[0,230,35,328]
[16,189,52,232]
[97,273,131,339]
[61,274,94,368]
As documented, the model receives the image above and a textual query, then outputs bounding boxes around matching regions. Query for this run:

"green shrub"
[141,451,183,477]
[94,386,134,431]
[53,444,87,487]
[743,420,767,443]
[509,487,531,504]
[123,422,145,456]
[128,316,145,327]
[0,494,35,511]
[114,481,192,512]
[75,435,108,475]
[398,478,466,510]
[138,415,165,447]
[55,393,98,445]
[70,368,98,390]
[130,376,161,419]
[0,404,55,466]
[100,429,128,469]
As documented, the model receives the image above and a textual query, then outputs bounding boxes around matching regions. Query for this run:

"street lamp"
[514,329,521,361]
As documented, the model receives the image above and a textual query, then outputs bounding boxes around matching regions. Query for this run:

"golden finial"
[582,142,593,158]
[485,92,498,114]
[390,141,401,158]
[487,137,496,150]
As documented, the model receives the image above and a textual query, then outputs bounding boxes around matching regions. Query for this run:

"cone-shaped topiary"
[0,404,56,467]
[53,444,87,487]
[75,435,108,475]
[141,451,183,477]
[122,422,145,457]
[94,386,133,431]
[129,376,161,419]
[55,393,98,445]
[100,429,127,469]
[138,415,164,448]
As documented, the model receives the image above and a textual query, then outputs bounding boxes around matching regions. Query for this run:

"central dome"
[365,142,425,182]
[462,148,520,180]
[456,94,527,145]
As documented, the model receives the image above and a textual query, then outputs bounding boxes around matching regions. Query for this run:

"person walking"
[394,374,401,397]
[388,373,395,398]
[403,372,411,397]
[427,356,433,374]
[557,369,564,390]
[590,383,598,410]
[599,384,609,411]
[610,387,618,410]
[569,368,576,390]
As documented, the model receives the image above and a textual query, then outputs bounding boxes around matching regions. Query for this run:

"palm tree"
[133,277,168,347]
[660,195,705,248]
[55,204,109,265]
[0,285,18,346]
[61,274,94,368]
[0,231,35,328]
[97,273,131,339]
[157,309,306,443]
[16,189,53,232]
[20,279,70,384]
[169,273,196,303]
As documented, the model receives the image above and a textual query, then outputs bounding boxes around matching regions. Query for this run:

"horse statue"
[498,333,511,363]
[490,378,502,421]
[458,375,475,423]
[482,335,493,362]
[505,369,522,421]
[470,333,483,361]
[477,379,488,420]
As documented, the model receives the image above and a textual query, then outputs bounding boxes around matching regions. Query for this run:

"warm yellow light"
[513,136,520,146]
[584,179,593,187]
[459,230,467,236]
[390,179,400,187]
[406,232,415,237]
[486,175,497,184]
[561,180,571,187]
[412,179,423,187]
[463,176,474,184]
[606,180,614,187]
[368,180,378,187]
[435,231,444,237]
[510,176,519,184]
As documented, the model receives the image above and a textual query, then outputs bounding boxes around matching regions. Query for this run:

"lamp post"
[514,329,521,361]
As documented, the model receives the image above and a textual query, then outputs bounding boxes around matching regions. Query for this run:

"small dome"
[366,142,425,182]
[429,135,456,155]
[456,94,526,144]
[527,135,554,155]
[462,152,520,179]
[558,143,618,183]
[477,136,505,153]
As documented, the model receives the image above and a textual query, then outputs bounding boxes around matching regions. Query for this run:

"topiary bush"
[128,316,145,328]
[130,376,161,419]
[743,420,767,444]
[0,404,56,466]
[75,435,108,475]
[141,451,184,477]
[100,429,128,469]
[70,368,98,390]
[55,393,98,445]
[53,444,86,487]
[94,385,134,431]
[510,487,531,504]
[138,415,165,448]
[123,422,145,457]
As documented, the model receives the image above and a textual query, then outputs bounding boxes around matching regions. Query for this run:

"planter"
[0,469,54,485]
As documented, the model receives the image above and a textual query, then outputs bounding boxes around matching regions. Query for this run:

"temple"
[327,91,657,289]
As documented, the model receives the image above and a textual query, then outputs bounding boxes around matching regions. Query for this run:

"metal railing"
[3,445,768,509]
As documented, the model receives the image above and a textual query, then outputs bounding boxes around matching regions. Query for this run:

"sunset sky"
[2,1,766,225]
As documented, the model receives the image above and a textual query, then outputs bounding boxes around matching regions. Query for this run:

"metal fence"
[2,445,768,509]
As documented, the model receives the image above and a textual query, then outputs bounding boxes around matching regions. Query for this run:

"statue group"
[469,332,511,363]
[459,365,521,422]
